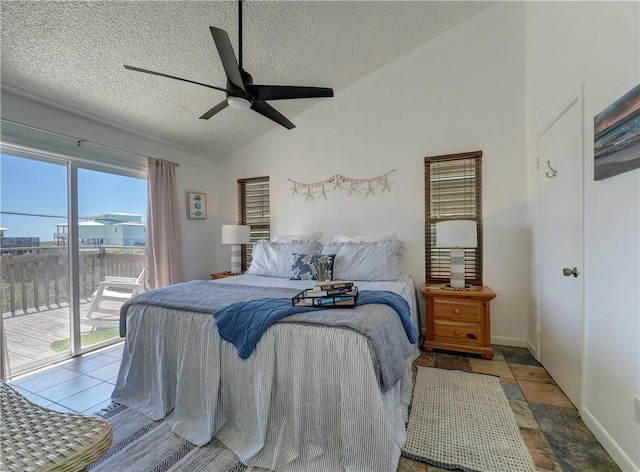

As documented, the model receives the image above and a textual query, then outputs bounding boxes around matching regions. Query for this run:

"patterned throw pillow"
[290,254,335,281]
[246,240,322,278]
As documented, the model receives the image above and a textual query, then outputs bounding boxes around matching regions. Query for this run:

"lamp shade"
[435,220,477,248]
[221,225,251,245]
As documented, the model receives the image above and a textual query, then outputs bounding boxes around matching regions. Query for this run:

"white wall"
[525,2,640,470]
[1,89,220,281]
[217,3,529,344]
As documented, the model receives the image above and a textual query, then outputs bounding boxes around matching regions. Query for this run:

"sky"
[0,153,147,242]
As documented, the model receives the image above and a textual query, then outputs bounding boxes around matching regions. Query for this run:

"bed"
[111,238,420,472]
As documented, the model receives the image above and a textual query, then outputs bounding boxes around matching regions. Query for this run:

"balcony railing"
[1,246,144,315]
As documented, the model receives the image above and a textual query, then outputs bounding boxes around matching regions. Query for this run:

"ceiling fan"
[124,1,333,130]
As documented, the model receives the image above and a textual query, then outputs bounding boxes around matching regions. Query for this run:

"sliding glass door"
[1,153,71,374]
[1,144,146,377]
[78,168,146,349]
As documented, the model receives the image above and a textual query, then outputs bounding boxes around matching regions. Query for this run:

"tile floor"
[399,346,620,472]
[9,342,123,415]
[8,344,620,472]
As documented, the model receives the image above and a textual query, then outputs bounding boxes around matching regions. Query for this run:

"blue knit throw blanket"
[213,290,418,360]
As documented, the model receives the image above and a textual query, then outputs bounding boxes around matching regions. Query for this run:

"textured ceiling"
[1,1,491,158]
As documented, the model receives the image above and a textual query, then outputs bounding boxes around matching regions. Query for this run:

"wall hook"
[546,161,557,178]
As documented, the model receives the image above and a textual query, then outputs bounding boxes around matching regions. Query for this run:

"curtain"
[145,157,184,289]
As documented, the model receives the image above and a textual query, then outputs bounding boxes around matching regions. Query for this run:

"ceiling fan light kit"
[123,0,333,129]
[227,96,252,110]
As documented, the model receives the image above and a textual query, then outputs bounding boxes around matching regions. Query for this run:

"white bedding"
[112,274,420,472]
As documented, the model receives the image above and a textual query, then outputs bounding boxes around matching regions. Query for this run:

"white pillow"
[272,231,323,243]
[332,232,399,243]
[247,240,323,277]
[321,240,405,281]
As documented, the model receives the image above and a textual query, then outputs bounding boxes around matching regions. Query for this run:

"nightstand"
[209,271,237,280]
[420,285,496,359]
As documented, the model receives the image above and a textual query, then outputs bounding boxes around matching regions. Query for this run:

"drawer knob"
[454,329,461,336]
[453,308,461,314]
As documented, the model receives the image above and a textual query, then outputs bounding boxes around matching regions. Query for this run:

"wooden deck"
[2,298,123,375]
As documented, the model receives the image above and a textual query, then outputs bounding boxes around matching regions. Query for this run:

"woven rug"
[402,367,537,472]
[89,403,267,472]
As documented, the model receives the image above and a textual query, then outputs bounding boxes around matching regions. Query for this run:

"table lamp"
[435,220,477,289]
[222,224,251,274]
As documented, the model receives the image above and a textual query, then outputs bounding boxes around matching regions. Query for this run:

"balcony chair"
[0,380,113,471]
[82,269,145,330]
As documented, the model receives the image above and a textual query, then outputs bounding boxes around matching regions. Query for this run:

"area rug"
[401,366,537,472]
[89,403,266,472]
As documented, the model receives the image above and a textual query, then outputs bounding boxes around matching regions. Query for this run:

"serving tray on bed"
[292,287,358,308]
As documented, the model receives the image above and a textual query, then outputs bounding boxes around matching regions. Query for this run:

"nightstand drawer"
[434,321,483,346]
[433,298,483,322]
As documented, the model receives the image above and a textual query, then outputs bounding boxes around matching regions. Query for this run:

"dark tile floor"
[399,346,621,472]
[9,344,620,472]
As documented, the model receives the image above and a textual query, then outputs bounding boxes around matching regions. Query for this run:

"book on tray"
[304,287,352,297]
[313,281,354,291]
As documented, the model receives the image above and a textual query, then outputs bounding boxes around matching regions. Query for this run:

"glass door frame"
[68,161,81,356]
[1,141,146,367]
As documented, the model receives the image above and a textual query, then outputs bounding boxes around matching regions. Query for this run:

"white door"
[537,94,584,408]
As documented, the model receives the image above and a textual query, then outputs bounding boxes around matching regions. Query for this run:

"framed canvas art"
[594,84,640,181]
[187,192,207,219]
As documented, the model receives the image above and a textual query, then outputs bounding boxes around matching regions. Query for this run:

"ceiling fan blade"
[199,100,229,120]
[209,27,245,91]
[251,102,295,130]
[123,65,229,93]
[248,85,334,101]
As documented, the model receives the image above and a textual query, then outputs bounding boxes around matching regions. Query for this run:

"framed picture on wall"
[594,83,640,181]
[187,192,207,219]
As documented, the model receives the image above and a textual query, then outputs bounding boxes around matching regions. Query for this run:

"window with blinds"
[238,176,270,271]
[425,151,483,285]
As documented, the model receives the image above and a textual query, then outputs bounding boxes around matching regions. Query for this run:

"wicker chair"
[0,380,113,472]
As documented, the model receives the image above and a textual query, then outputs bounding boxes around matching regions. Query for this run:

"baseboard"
[526,339,538,359]
[581,406,639,472]
[491,336,528,348]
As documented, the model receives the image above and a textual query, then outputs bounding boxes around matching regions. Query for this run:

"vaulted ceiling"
[1,1,491,158]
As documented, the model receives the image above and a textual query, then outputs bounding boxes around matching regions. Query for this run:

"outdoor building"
[104,222,146,246]
[54,213,145,246]
[0,226,40,248]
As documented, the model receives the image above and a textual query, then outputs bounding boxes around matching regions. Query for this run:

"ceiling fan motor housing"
[226,69,254,109]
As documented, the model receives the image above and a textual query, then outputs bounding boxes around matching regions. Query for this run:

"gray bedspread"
[120,280,415,391]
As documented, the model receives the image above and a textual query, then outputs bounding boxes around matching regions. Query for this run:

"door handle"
[563,267,579,277]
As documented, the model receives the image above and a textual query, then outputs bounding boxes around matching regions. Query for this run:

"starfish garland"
[288,170,394,201]
[303,187,315,202]
[364,181,376,197]
[380,175,391,193]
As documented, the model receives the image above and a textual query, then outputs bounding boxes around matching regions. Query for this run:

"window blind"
[425,151,483,285]
[238,176,270,271]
